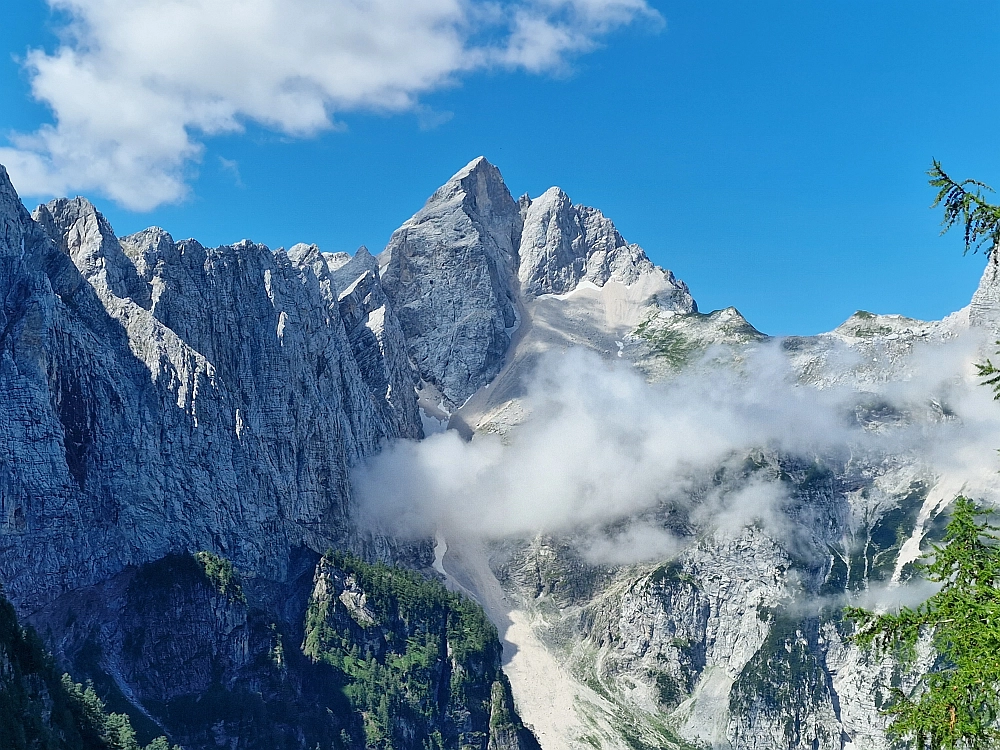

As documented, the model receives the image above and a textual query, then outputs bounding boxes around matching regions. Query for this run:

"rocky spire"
[0,166,32,259]
[969,249,1000,330]
[33,196,153,307]
[380,156,523,409]
[517,185,696,313]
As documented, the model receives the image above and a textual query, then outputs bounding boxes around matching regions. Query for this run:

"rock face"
[381,157,523,409]
[969,248,1000,329]
[292,243,422,440]
[28,549,536,750]
[486,454,932,750]
[0,177,423,611]
[456,268,1000,750]
[518,187,694,311]
[302,553,539,750]
[0,157,570,750]
[379,158,696,409]
[32,552,317,750]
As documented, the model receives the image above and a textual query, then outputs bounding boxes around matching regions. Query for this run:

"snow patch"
[892,475,965,583]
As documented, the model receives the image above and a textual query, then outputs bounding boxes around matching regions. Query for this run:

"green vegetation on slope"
[847,498,1000,750]
[0,590,179,750]
[192,551,245,602]
[303,552,536,750]
[36,549,535,750]
[730,612,837,748]
[632,317,698,367]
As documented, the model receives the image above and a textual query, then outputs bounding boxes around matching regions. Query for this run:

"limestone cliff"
[0,172,422,611]
[6,154,992,750]
[380,157,523,409]
[518,186,694,311]
[27,550,534,750]
[379,157,695,414]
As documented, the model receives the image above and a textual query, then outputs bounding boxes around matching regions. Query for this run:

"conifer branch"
[928,160,1000,256]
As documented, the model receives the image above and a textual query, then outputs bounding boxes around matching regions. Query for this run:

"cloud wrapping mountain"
[0,0,657,210]
[355,333,1000,563]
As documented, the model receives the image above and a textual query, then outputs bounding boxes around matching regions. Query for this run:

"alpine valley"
[1,156,998,750]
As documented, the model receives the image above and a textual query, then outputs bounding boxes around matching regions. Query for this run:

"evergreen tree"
[932,162,1000,399]
[846,497,1000,749]
[845,162,1000,749]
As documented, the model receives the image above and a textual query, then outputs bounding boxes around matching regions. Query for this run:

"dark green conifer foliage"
[302,552,534,750]
[973,354,1000,401]
[932,161,1000,399]
[845,162,1000,749]
[846,497,1000,749]
[0,591,180,750]
[192,550,245,601]
[928,160,1000,255]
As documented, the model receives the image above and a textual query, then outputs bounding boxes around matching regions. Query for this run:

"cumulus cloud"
[354,334,1000,566]
[0,0,659,210]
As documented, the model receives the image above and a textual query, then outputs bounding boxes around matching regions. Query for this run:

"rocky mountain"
[367,160,1000,750]
[518,186,686,300]
[0,160,531,748]
[381,157,523,410]
[1,153,996,750]
[1,175,428,612]
[23,548,534,750]
[380,157,695,410]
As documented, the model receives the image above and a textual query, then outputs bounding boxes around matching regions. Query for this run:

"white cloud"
[354,345,855,551]
[0,0,659,210]
[501,0,661,70]
[354,334,1000,566]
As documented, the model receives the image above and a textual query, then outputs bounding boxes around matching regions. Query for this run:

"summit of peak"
[464,155,492,170]
[0,164,22,206]
[33,195,117,252]
[43,195,99,214]
[380,156,522,408]
[32,197,106,242]
[530,186,571,206]
[446,155,502,184]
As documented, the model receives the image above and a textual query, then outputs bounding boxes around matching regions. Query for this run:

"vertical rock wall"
[0,173,423,611]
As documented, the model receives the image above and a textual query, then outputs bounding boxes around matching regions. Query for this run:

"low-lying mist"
[354,330,1000,573]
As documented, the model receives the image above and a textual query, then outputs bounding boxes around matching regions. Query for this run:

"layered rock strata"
[0,172,422,611]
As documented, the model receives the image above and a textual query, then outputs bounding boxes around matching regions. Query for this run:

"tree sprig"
[974,352,1000,400]
[928,160,1000,255]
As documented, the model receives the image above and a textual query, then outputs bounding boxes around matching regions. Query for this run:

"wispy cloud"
[354,345,854,551]
[217,156,244,188]
[0,0,659,210]
[354,333,1000,565]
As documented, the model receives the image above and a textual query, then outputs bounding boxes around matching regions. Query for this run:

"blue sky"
[2,0,999,335]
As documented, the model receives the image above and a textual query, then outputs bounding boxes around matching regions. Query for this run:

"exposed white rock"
[379,157,696,415]
[438,538,668,750]
[380,157,523,409]
[519,186,694,313]
[969,249,1000,329]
